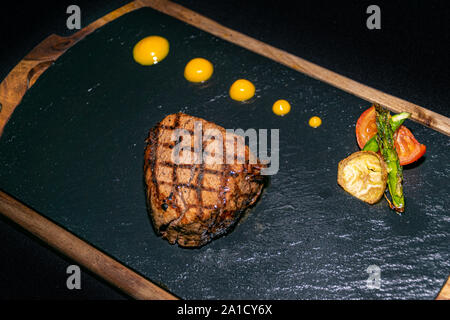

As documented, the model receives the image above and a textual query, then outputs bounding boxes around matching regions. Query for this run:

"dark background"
[0,0,448,299]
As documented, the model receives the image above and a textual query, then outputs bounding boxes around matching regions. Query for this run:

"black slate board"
[0,8,449,299]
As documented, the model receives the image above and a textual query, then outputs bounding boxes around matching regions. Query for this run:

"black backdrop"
[0,0,448,299]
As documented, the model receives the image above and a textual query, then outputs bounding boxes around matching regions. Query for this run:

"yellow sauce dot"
[229,79,255,102]
[309,116,322,128]
[184,58,214,83]
[133,36,169,66]
[272,99,291,116]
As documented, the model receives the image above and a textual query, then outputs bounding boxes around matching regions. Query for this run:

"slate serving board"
[0,7,449,299]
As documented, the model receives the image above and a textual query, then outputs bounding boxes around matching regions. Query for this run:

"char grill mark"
[170,113,181,216]
[212,136,230,230]
[149,126,160,199]
[195,127,207,220]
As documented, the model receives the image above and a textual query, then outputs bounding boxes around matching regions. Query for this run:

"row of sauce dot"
[132,35,321,126]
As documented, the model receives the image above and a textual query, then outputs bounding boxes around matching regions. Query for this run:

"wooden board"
[0,0,449,299]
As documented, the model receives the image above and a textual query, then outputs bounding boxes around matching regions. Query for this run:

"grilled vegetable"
[356,106,425,165]
[363,111,410,152]
[393,126,427,166]
[362,136,380,153]
[375,105,405,213]
[337,151,388,204]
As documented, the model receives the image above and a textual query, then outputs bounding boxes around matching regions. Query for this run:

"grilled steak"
[144,113,265,247]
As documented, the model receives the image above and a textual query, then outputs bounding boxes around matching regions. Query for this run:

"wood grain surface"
[0,190,178,300]
[0,0,448,299]
[436,279,450,300]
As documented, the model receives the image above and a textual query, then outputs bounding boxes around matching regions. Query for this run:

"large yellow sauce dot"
[309,116,322,128]
[229,79,255,102]
[184,58,214,83]
[272,99,291,116]
[133,36,169,66]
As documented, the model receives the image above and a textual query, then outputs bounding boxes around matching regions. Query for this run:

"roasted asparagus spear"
[363,111,410,152]
[375,104,405,212]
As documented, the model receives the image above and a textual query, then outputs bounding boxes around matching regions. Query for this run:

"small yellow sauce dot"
[133,36,169,66]
[309,116,322,128]
[272,99,291,116]
[184,58,214,83]
[229,79,255,102]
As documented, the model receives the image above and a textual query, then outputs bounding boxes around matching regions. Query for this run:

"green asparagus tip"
[391,112,411,123]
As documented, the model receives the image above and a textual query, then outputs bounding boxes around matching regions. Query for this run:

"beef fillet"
[144,113,265,247]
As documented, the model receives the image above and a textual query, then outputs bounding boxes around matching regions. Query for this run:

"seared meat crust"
[144,113,265,247]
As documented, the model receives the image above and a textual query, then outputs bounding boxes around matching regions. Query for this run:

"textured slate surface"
[0,8,448,299]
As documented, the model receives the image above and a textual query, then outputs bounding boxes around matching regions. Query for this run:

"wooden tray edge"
[151,1,450,136]
[0,190,178,300]
[0,0,448,300]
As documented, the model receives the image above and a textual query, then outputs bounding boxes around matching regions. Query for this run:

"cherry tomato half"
[393,126,427,165]
[355,106,377,149]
